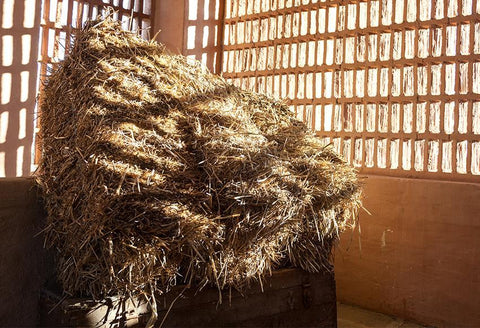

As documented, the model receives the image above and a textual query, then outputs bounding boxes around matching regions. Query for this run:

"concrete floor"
[337,303,429,328]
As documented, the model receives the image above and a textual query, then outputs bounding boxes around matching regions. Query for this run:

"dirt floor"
[337,303,429,328]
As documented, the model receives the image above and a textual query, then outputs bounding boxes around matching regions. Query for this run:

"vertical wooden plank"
[149,0,155,37]
[451,11,463,173]
[398,104,405,170]
[352,2,366,168]
[391,1,400,170]
[425,25,435,172]
[466,0,477,174]
[197,0,204,59]
[438,0,449,172]
[35,0,53,164]
[322,5,330,139]
[215,0,226,75]
[423,136,429,172]
[76,0,84,29]
[87,0,93,18]
[365,1,375,167]
[64,0,74,54]
[404,0,414,171]
[411,38,418,170]
[40,0,52,74]
[350,4,360,166]
[341,3,347,157]
[182,0,190,55]
[52,0,63,66]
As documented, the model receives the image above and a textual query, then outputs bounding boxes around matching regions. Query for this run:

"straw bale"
[37,16,361,300]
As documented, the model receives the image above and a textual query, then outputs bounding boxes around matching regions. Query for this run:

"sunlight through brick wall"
[184,0,225,73]
[1,0,155,177]
[0,0,40,177]
[222,0,480,181]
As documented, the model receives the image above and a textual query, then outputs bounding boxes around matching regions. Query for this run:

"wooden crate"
[39,269,337,327]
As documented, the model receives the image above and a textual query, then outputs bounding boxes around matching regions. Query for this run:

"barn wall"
[0,0,41,177]
[153,0,185,53]
[335,175,480,327]
[0,178,51,326]
[0,2,478,327]
[153,0,224,74]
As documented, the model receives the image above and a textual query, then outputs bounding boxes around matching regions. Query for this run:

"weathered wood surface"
[40,268,337,327]
[0,178,51,327]
[336,176,480,327]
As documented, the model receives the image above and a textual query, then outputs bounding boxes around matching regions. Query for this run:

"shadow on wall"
[184,0,224,74]
[0,179,51,326]
[0,0,41,177]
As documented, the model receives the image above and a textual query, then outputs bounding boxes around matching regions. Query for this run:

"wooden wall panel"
[0,179,51,326]
[335,176,480,327]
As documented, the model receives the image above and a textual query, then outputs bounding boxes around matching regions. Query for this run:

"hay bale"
[37,17,361,300]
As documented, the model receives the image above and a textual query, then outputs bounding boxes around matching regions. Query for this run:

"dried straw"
[37,16,361,301]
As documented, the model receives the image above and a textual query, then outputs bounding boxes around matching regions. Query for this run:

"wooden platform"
[39,269,337,327]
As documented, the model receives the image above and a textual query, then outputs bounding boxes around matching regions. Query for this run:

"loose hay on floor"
[37,16,362,301]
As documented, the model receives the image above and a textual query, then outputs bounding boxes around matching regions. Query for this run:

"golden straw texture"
[37,17,361,299]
